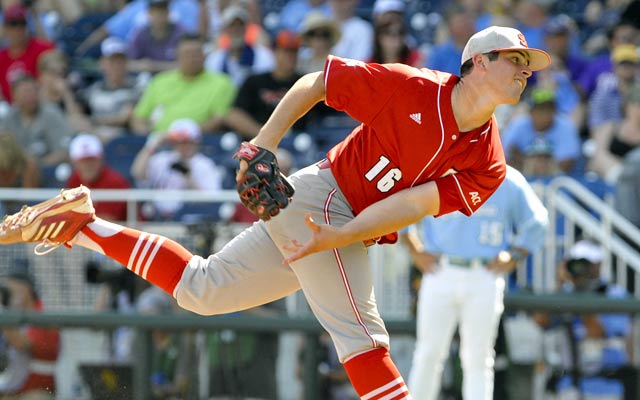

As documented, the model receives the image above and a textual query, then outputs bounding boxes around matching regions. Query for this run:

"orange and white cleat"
[0,185,95,255]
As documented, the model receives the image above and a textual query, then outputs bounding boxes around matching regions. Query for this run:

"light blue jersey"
[419,166,548,258]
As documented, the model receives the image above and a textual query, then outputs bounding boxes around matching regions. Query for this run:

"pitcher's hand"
[283,214,346,264]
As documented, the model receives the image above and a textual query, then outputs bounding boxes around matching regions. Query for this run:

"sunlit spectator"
[329,0,373,61]
[425,4,475,75]
[66,133,131,221]
[37,49,92,132]
[297,12,341,74]
[369,18,422,67]
[74,0,200,57]
[224,30,305,139]
[0,3,55,102]
[588,85,640,183]
[78,37,144,142]
[130,118,223,219]
[0,133,40,215]
[130,34,236,135]
[278,0,330,33]
[502,88,581,177]
[0,75,72,166]
[577,21,638,99]
[588,44,639,131]
[127,0,184,74]
[205,5,274,88]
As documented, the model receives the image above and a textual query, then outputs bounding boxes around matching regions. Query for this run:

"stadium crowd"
[0,0,639,398]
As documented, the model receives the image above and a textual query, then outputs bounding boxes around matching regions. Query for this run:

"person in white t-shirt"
[131,118,223,219]
[329,0,373,62]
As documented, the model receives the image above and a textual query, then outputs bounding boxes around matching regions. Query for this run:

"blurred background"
[0,0,639,398]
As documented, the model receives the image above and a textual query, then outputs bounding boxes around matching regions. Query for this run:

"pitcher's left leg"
[267,166,411,399]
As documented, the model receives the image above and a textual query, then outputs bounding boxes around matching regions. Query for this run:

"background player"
[401,165,548,399]
[0,26,550,399]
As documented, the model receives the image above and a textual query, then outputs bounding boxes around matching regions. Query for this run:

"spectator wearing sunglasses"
[298,12,341,74]
[369,19,423,67]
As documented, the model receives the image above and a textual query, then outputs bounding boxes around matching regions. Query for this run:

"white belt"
[29,360,57,375]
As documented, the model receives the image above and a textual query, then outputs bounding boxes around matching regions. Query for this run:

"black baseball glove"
[233,142,295,221]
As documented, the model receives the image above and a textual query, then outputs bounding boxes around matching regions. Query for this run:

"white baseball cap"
[461,26,551,71]
[372,0,406,17]
[101,37,127,57]
[568,240,603,263]
[69,133,103,160]
[221,5,249,28]
[167,118,201,142]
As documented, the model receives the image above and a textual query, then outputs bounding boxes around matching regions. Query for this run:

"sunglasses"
[305,30,332,40]
[4,20,27,27]
[381,29,404,37]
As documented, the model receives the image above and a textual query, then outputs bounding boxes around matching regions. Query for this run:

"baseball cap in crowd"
[372,0,406,18]
[567,240,603,263]
[148,0,170,6]
[543,14,573,36]
[529,87,556,107]
[221,5,249,28]
[3,4,28,24]
[101,37,127,57]
[275,30,301,50]
[611,44,639,65]
[461,26,551,71]
[69,133,104,161]
[300,12,341,45]
[167,118,202,142]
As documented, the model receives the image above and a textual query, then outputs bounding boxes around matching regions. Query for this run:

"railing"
[542,176,640,296]
[0,188,240,226]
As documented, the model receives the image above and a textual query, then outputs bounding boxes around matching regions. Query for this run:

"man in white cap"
[1,26,549,399]
[130,118,222,219]
[79,37,143,143]
[66,133,131,221]
[204,5,275,87]
[372,0,406,24]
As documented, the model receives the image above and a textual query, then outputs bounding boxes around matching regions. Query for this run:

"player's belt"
[445,256,493,268]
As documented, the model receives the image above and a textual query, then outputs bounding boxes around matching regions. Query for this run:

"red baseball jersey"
[324,55,506,240]
[66,166,131,221]
[0,38,55,102]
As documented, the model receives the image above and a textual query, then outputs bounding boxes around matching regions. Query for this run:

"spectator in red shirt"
[66,133,131,221]
[0,4,55,102]
[0,262,60,398]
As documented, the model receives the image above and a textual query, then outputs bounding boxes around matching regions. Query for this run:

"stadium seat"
[57,12,113,59]
[103,135,147,183]
[279,132,320,167]
[171,201,225,224]
[200,132,241,169]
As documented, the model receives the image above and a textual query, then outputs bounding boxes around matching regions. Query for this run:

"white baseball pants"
[408,263,505,399]
[173,164,390,362]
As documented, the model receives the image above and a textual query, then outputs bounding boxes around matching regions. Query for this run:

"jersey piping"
[411,75,446,187]
[324,188,378,348]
